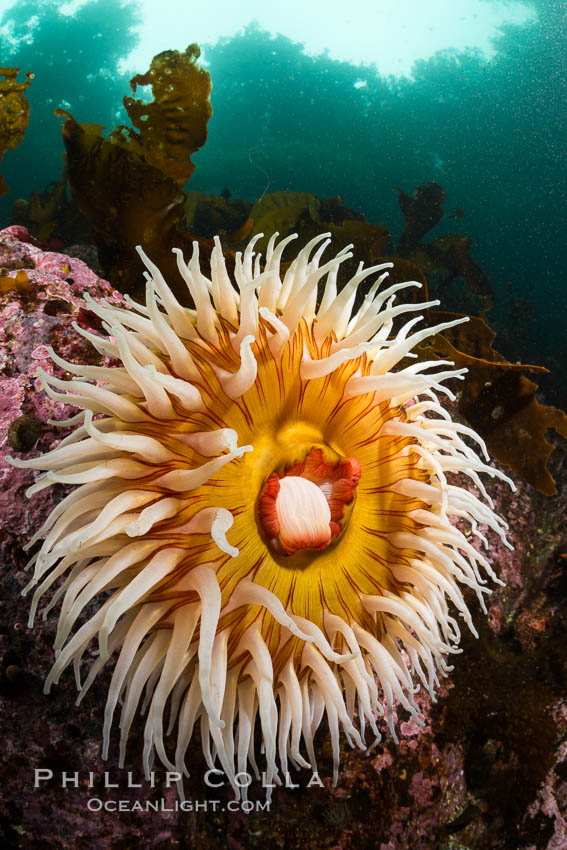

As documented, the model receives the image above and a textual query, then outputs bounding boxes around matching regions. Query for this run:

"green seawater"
[1,0,565,404]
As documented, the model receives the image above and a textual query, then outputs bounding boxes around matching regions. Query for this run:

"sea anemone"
[8,232,513,798]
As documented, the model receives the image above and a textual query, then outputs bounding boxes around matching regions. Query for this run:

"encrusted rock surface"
[0,227,565,849]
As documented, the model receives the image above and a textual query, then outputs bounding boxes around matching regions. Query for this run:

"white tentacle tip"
[211,511,239,558]
[335,651,357,664]
[235,444,253,458]
[222,429,238,453]
[240,334,255,352]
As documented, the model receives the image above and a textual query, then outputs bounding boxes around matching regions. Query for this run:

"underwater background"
[1,0,566,402]
[1,1,567,848]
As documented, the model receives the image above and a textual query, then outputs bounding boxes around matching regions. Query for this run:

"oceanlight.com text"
[86,798,270,813]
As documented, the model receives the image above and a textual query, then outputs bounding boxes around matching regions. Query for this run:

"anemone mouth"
[257,444,361,558]
[6,230,514,800]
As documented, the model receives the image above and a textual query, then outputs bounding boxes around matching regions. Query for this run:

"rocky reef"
[0,228,566,849]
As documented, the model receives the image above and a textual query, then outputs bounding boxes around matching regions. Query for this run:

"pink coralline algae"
[0,227,124,541]
[0,225,566,850]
